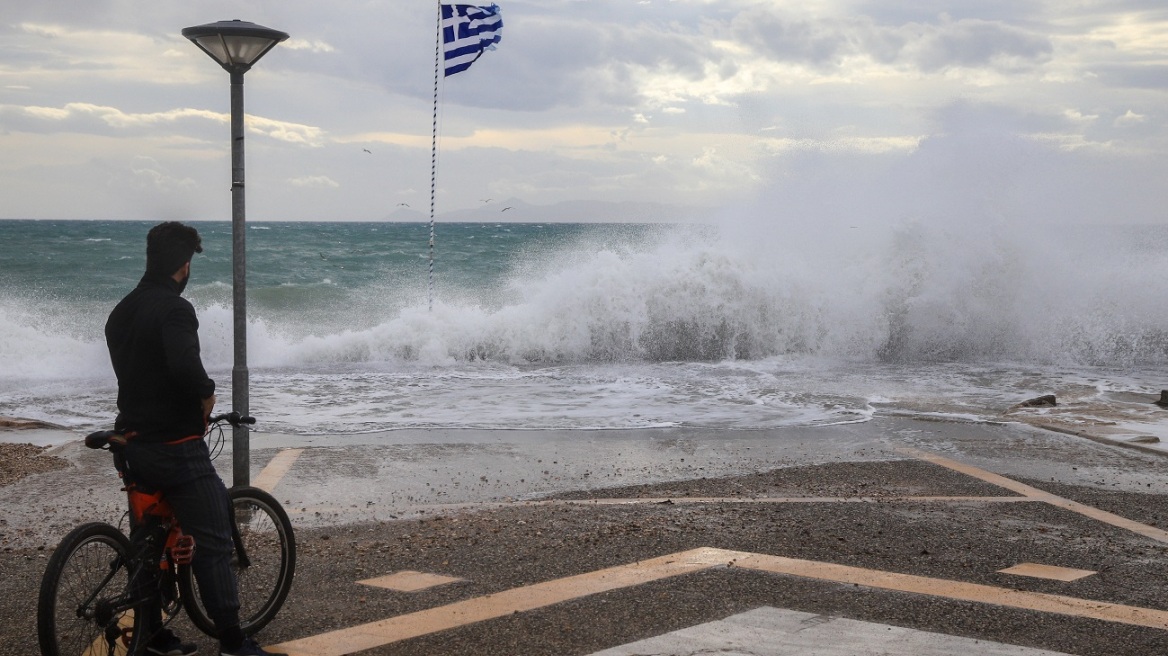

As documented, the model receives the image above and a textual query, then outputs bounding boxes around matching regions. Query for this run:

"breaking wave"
[214,220,1168,369]
[4,218,1168,382]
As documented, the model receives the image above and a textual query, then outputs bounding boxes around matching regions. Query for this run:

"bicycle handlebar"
[208,412,256,427]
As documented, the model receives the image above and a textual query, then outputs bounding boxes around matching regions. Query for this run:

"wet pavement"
[5,417,1168,655]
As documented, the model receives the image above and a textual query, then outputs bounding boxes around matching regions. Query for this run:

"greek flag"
[442,4,503,77]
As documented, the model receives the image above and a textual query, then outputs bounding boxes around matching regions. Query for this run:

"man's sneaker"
[219,638,287,656]
[147,628,198,656]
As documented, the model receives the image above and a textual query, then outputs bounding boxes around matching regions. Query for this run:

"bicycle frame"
[111,427,257,632]
[107,424,254,594]
[81,441,194,652]
[124,480,196,568]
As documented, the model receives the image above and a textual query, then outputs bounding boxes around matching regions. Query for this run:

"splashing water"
[1,219,1166,437]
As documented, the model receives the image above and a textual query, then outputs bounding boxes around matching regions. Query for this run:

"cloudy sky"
[0,0,1165,223]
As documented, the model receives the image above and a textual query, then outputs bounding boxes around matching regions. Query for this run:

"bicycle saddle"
[84,430,128,450]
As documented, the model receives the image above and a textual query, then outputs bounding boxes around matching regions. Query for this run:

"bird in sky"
[362,148,372,154]
[501,207,513,212]
[398,202,410,207]
[480,198,493,203]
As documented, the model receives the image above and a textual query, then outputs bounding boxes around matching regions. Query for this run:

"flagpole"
[429,1,442,312]
[428,4,502,312]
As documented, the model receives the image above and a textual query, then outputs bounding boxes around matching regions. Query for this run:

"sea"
[2,218,1167,448]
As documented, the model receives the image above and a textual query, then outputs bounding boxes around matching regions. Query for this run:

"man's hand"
[202,395,216,420]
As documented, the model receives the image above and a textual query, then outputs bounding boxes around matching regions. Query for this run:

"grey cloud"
[931,100,1069,135]
[901,18,1052,71]
[932,98,1166,150]
[440,13,729,112]
[852,0,1044,25]
[268,1,737,113]
[2,0,1167,220]
[1088,64,1168,90]
[0,0,291,35]
[929,93,1168,159]
[730,8,853,66]
[0,0,120,26]
[727,8,1051,73]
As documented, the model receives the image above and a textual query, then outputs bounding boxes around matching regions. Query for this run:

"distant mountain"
[385,199,711,223]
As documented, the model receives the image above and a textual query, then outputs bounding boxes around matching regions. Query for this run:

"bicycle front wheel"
[38,522,147,656]
[182,485,296,636]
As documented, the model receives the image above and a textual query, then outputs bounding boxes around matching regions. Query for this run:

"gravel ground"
[6,458,1168,655]
[0,443,69,487]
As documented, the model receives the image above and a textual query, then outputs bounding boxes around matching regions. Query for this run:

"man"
[105,222,284,656]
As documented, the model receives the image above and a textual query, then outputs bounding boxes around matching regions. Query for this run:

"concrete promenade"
[5,417,1168,655]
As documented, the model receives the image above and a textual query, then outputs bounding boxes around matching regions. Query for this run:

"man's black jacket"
[105,271,215,443]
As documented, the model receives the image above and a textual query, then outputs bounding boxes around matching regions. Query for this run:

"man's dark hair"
[146,222,203,276]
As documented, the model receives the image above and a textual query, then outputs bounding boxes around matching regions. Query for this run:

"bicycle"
[37,413,296,656]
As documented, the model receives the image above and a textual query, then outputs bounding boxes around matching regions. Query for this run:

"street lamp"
[182,19,288,487]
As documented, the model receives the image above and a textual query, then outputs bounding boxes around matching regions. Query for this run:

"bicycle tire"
[38,522,148,656]
[181,485,296,636]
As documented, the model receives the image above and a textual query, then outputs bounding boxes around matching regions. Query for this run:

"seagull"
[362,148,372,154]
[501,206,513,212]
[480,198,493,203]
[397,202,410,208]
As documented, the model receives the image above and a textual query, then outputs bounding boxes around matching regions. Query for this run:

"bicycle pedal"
[171,535,196,565]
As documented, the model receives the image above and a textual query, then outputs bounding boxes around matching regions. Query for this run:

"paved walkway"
[6,417,1168,655]
[590,607,1074,655]
[260,442,1168,655]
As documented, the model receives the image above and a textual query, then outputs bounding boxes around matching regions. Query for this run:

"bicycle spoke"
[40,524,138,656]
[182,486,295,636]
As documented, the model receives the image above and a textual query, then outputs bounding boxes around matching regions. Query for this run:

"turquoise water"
[2,218,1167,439]
[0,220,668,335]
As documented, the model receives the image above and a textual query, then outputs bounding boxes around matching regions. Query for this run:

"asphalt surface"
[5,417,1168,655]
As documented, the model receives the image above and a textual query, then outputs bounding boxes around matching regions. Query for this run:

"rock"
[1128,435,1161,444]
[1155,391,1168,407]
[1015,394,1057,408]
[0,416,58,430]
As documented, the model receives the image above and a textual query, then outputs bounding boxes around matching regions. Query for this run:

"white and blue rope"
[429,1,442,312]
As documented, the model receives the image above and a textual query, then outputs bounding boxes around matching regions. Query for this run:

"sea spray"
[252,222,1168,366]
[3,219,1167,435]
[4,221,1168,375]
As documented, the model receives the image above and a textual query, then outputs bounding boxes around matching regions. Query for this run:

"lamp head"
[182,20,289,74]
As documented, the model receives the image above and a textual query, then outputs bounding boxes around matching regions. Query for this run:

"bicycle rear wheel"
[182,485,296,636]
[38,522,147,656]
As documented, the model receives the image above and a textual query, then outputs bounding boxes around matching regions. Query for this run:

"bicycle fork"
[228,498,252,569]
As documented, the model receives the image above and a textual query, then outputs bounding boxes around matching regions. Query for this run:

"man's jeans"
[124,437,241,636]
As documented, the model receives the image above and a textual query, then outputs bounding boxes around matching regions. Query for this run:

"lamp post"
[182,20,288,487]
